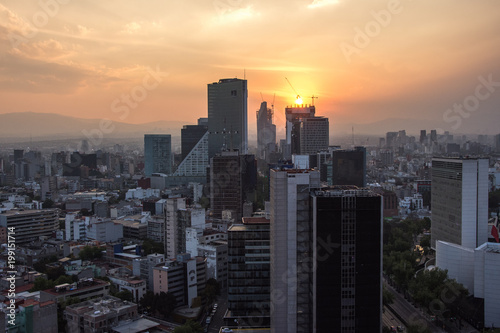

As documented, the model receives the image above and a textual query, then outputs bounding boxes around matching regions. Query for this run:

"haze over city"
[1,0,500,138]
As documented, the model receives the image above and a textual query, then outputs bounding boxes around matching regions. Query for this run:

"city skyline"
[1,1,500,137]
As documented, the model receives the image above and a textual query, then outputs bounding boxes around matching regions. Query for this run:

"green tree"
[78,245,104,260]
[173,320,203,333]
[142,239,164,255]
[382,286,394,306]
[115,289,134,302]
[42,198,54,208]
[30,277,55,292]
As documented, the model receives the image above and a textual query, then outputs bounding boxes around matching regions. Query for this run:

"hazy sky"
[1,0,499,135]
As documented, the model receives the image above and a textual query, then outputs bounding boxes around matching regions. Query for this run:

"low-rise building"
[64,296,137,333]
[40,278,110,303]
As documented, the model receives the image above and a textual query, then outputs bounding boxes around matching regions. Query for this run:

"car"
[214,303,218,308]
[222,329,233,333]
[206,316,211,324]
[397,326,404,332]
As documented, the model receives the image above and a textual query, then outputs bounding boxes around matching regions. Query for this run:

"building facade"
[208,78,248,158]
[144,134,172,176]
[431,158,488,249]
[0,209,59,244]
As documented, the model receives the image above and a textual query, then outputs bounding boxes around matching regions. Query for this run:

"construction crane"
[285,77,302,104]
[309,95,318,106]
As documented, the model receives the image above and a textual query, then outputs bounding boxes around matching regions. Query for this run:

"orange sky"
[1,0,500,135]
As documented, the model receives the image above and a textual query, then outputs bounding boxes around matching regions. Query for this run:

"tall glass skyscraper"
[208,78,248,158]
[144,134,172,176]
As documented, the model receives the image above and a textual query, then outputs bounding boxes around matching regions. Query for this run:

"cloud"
[307,0,340,9]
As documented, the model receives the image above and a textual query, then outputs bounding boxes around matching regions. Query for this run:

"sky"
[1,0,500,136]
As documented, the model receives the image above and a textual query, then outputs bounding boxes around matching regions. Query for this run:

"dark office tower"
[13,149,24,163]
[430,129,437,143]
[210,151,256,221]
[181,120,208,161]
[420,130,427,144]
[227,217,270,326]
[330,147,366,187]
[379,149,394,167]
[299,117,329,155]
[311,188,382,332]
[256,101,276,161]
[208,78,248,158]
[144,134,172,176]
[495,133,500,152]
[270,169,320,333]
[385,132,397,149]
[285,104,315,155]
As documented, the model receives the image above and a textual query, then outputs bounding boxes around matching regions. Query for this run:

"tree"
[115,290,134,302]
[78,245,104,261]
[42,198,54,209]
[30,277,55,292]
[173,320,202,333]
[142,239,164,255]
[382,286,394,306]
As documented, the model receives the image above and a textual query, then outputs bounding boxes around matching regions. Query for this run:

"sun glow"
[295,95,303,105]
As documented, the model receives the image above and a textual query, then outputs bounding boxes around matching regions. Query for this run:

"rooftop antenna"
[352,126,355,147]
[260,92,264,102]
[309,95,318,106]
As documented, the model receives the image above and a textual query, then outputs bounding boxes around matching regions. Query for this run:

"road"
[383,306,405,331]
[204,290,229,333]
[385,280,446,333]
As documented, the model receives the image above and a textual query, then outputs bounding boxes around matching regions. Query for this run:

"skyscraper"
[256,101,276,161]
[420,129,427,144]
[311,188,382,332]
[144,134,172,176]
[208,78,248,158]
[270,169,320,333]
[299,117,329,155]
[227,217,270,326]
[210,151,256,222]
[285,104,315,155]
[431,157,488,249]
[329,147,366,187]
[181,120,208,161]
[495,133,500,152]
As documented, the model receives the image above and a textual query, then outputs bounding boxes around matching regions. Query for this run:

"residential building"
[133,253,165,291]
[0,209,59,244]
[0,299,58,333]
[64,296,137,333]
[208,78,248,158]
[153,254,207,307]
[40,278,110,303]
[270,169,320,333]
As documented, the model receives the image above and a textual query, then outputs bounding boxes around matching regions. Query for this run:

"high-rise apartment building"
[310,188,382,332]
[144,134,172,176]
[208,78,248,158]
[256,101,276,161]
[431,157,488,249]
[270,169,320,333]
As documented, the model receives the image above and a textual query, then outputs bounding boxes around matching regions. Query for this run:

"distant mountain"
[0,112,189,141]
[332,117,439,137]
